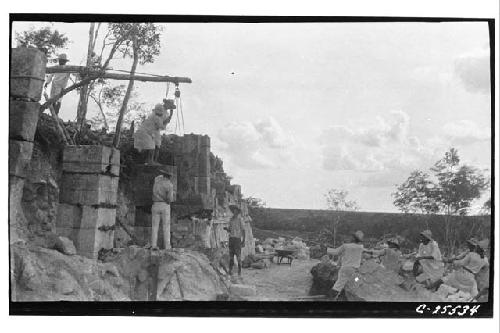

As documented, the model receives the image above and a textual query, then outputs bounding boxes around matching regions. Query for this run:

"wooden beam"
[45,65,192,84]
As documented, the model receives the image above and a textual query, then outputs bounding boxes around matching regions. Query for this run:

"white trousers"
[151,202,171,249]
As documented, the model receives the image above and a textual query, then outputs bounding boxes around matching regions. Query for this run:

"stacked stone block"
[9,48,46,242]
[56,145,120,259]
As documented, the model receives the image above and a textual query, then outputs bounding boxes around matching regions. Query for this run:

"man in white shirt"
[44,53,71,115]
[151,169,174,250]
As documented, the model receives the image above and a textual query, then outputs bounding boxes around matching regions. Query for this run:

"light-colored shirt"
[417,240,445,280]
[152,175,174,203]
[139,113,163,134]
[327,243,365,268]
[46,73,71,98]
[455,252,486,274]
[228,215,245,238]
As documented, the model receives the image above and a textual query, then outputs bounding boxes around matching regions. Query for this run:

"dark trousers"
[229,237,242,274]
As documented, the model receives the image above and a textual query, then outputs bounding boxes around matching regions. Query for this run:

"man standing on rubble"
[134,101,174,165]
[151,169,174,250]
[225,204,246,277]
[326,230,366,300]
[44,53,71,115]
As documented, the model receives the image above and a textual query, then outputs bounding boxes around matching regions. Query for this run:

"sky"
[12,21,492,212]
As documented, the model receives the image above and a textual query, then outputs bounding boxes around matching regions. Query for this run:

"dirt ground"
[239,258,319,301]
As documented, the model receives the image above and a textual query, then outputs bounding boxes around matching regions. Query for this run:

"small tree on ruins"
[108,23,163,147]
[322,189,360,247]
[15,25,70,58]
[76,23,163,141]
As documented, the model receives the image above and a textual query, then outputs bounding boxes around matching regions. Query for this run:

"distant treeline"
[249,208,491,252]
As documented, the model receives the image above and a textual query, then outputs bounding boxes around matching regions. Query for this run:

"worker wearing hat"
[413,229,444,288]
[152,99,175,163]
[134,103,168,165]
[326,230,367,300]
[44,53,71,115]
[150,169,174,250]
[439,237,488,298]
[224,204,246,276]
[368,237,403,273]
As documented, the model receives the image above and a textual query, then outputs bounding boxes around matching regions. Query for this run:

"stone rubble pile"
[258,236,310,260]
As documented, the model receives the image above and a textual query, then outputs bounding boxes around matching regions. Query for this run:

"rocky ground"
[10,242,229,302]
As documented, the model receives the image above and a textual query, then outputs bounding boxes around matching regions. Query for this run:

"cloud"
[454,49,490,94]
[217,117,295,169]
[443,120,490,145]
[319,110,424,173]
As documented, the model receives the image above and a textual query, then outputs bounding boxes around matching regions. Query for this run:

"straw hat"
[420,229,433,240]
[353,230,364,242]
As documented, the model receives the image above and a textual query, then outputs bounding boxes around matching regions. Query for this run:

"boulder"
[55,236,77,255]
[309,261,339,295]
[10,242,130,301]
[309,259,443,301]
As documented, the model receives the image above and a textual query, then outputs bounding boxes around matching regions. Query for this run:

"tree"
[392,170,439,215]
[392,148,488,253]
[108,23,163,147]
[243,197,267,209]
[481,198,491,215]
[15,25,70,58]
[322,189,360,247]
[88,83,149,131]
[75,23,163,140]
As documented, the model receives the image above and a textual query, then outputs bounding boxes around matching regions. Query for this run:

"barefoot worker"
[326,230,366,300]
[151,169,174,250]
[225,204,246,276]
[413,229,445,288]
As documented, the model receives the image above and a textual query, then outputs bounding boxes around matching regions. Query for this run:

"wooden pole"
[45,65,192,84]
[112,37,139,148]
[76,23,96,130]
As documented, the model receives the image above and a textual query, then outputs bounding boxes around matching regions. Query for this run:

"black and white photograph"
[6,3,497,321]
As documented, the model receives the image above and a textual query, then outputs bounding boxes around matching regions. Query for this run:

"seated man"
[368,238,403,273]
[413,230,445,288]
[442,238,487,298]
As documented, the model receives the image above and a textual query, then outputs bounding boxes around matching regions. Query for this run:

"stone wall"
[56,146,120,259]
[9,48,46,243]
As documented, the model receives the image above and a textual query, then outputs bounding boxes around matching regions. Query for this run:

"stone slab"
[9,100,40,142]
[60,174,118,205]
[10,48,46,102]
[80,206,116,229]
[63,145,120,176]
[56,203,82,231]
[9,140,33,178]
[75,228,114,259]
